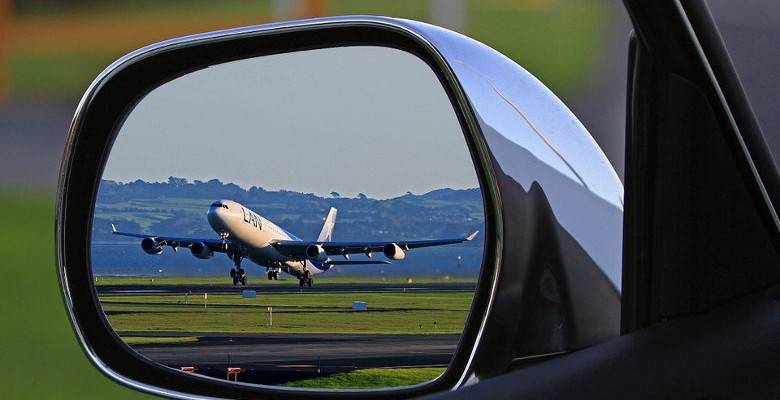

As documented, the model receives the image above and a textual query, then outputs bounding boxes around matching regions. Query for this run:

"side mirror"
[57,16,622,399]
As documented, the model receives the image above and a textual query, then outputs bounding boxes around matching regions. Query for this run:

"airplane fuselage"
[206,200,328,277]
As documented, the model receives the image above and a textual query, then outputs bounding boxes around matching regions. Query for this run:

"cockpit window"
[210,201,230,209]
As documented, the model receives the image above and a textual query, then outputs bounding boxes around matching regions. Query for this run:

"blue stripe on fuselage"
[307,259,331,272]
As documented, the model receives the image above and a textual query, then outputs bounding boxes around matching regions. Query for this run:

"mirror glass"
[91,46,484,389]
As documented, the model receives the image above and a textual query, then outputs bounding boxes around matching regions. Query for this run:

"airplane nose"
[207,206,219,219]
[207,202,230,231]
[207,200,242,234]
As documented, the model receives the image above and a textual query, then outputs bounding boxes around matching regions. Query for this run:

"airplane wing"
[327,260,391,265]
[270,231,478,260]
[110,224,235,253]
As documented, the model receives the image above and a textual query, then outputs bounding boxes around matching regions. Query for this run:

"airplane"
[111,199,478,287]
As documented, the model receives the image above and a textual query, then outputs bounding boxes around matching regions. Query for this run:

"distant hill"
[93,178,484,244]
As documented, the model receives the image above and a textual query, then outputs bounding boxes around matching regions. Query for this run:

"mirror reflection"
[91,46,484,388]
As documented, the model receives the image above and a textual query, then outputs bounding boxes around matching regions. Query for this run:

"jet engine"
[383,243,406,260]
[141,238,163,255]
[305,245,329,262]
[190,242,214,259]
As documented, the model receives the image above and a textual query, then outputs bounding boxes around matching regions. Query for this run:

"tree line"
[93,177,484,244]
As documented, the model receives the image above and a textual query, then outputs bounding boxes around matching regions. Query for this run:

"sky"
[103,46,480,199]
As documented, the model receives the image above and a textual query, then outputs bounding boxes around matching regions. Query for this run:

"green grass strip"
[101,292,472,335]
[282,367,445,389]
[121,336,199,345]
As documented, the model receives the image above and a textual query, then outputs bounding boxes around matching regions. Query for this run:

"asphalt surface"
[0,100,76,190]
[97,282,476,296]
[133,333,460,385]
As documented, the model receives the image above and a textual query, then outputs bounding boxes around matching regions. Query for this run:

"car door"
[421,1,780,398]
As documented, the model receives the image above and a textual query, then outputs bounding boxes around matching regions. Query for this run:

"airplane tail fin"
[317,207,337,242]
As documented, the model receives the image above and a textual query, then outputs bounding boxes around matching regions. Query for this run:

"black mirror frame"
[56,20,502,400]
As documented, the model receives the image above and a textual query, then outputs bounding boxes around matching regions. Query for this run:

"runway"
[99,281,472,385]
[132,333,460,385]
[97,282,476,296]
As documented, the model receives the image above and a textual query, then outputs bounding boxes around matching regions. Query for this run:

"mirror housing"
[57,16,622,399]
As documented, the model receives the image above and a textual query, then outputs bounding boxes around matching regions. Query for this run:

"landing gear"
[231,267,246,285]
[267,270,280,280]
[233,274,247,285]
[298,270,312,287]
[228,252,247,285]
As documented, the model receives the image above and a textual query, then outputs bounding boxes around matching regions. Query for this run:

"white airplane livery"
[112,199,478,287]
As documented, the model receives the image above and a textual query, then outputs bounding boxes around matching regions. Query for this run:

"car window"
[707,0,780,160]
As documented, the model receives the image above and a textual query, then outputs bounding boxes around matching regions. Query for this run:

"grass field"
[122,336,199,345]
[282,367,446,389]
[101,291,473,335]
